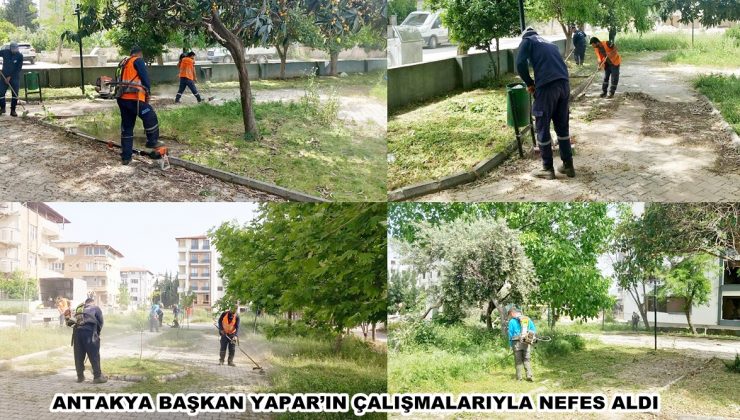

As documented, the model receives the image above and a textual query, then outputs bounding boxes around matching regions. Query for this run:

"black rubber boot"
[10,108,17,117]
[76,376,85,383]
[557,162,576,178]
[607,92,615,99]
[122,158,132,165]
[533,167,556,180]
[93,375,108,384]
[599,92,607,98]
[145,141,165,149]
[195,94,203,103]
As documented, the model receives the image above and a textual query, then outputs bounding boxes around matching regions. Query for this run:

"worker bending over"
[0,42,23,117]
[590,36,622,99]
[516,27,575,179]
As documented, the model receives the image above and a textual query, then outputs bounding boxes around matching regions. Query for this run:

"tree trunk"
[491,297,508,339]
[420,302,441,320]
[558,21,572,58]
[276,42,288,80]
[485,47,497,80]
[371,322,376,341]
[329,51,339,76]
[56,36,63,64]
[496,38,501,78]
[206,10,260,140]
[485,299,495,331]
[609,27,617,44]
[157,54,164,66]
[686,308,696,334]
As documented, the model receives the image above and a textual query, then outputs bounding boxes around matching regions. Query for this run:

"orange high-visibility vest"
[222,312,237,335]
[119,56,148,102]
[178,57,196,81]
[57,298,68,314]
[593,41,621,66]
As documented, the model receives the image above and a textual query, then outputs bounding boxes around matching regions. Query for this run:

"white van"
[400,11,449,49]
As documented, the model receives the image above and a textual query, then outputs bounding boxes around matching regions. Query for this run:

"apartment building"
[54,241,124,307]
[176,235,224,308]
[617,257,740,329]
[120,267,154,309]
[0,202,69,284]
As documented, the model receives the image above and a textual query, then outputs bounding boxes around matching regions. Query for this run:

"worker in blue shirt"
[0,42,24,117]
[516,27,575,180]
[573,26,588,66]
[507,306,536,381]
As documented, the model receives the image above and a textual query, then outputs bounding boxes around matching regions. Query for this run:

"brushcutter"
[0,69,28,116]
[213,322,265,373]
[105,140,170,170]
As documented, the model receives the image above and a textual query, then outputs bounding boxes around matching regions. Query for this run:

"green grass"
[102,356,184,377]
[695,74,740,135]
[388,83,515,190]
[266,335,387,420]
[607,32,740,68]
[37,85,96,101]
[208,71,386,96]
[69,99,385,201]
[150,328,202,349]
[0,327,70,359]
[118,370,218,396]
[389,321,739,416]
[105,310,150,333]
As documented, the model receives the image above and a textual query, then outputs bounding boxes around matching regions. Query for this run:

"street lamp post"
[517,0,526,32]
[652,279,658,351]
[74,4,85,95]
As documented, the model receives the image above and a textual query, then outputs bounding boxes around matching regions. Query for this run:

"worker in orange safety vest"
[175,51,202,103]
[590,37,622,99]
[217,303,240,366]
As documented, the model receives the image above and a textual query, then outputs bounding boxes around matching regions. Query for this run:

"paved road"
[0,116,280,202]
[421,52,740,202]
[582,332,740,360]
[0,323,271,419]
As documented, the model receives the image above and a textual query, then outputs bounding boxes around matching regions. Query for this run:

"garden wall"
[388,39,566,113]
[18,58,387,89]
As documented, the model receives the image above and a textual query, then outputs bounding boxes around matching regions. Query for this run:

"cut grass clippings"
[266,335,387,420]
[695,74,740,135]
[70,99,385,201]
[103,357,184,378]
[388,86,515,190]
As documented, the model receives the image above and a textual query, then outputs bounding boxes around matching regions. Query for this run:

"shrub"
[726,26,740,46]
[538,331,586,357]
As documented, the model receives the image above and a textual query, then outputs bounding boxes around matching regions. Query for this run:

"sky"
[47,203,260,274]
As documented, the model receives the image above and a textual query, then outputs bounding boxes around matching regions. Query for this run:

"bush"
[726,26,740,46]
[538,331,586,357]
[390,320,508,353]
[725,353,740,374]
[263,320,336,341]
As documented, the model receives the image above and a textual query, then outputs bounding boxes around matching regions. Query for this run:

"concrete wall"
[17,59,387,89]
[389,39,566,113]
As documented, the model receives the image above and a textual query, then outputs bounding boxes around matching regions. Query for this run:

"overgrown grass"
[105,310,150,333]
[102,357,184,377]
[207,71,386,97]
[0,327,70,359]
[70,98,385,201]
[695,74,740,135]
[387,82,516,190]
[389,320,739,416]
[266,335,387,420]
[611,32,740,68]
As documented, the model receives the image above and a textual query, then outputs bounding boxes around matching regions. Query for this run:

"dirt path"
[581,332,740,360]
[0,116,280,201]
[0,323,272,419]
[421,52,740,202]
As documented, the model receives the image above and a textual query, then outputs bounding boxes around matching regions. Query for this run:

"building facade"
[120,267,154,309]
[53,241,123,308]
[176,235,224,308]
[617,258,740,329]
[0,202,68,285]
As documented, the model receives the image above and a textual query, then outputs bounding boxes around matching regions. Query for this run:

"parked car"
[400,11,448,49]
[0,42,37,64]
[206,46,277,64]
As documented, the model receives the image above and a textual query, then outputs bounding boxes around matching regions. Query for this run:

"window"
[28,225,38,242]
[204,294,210,304]
[28,253,37,267]
[202,239,210,250]
[131,287,138,293]
[432,17,441,29]
[190,255,198,263]
[724,261,740,285]
[84,246,106,256]
[178,239,186,248]
[85,263,95,271]
[217,286,223,291]
[191,285,198,291]
[131,279,138,284]
[203,269,210,277]
[191,239,199,250]
[722,297,740,320]
[179,252,186,262]
[51,262,64,272]
[190,268,198,277]
[65,247,77,256]
[132,296,138,301]
[647,296,687,314]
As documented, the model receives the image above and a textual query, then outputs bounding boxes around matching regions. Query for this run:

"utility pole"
[74,4,85,95]
[653,280,657,351]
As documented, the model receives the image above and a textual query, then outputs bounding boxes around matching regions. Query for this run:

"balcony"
[0,203,19,216]
[0,227,20,246]
[40,221,60,239]
[189,260,211,266]
[39,243,64,260]
[0,257,20,273]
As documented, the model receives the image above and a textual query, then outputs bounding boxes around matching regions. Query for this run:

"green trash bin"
[506,82,530,128]
[24,71,43,103]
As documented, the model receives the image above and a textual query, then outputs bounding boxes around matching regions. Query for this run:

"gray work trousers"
[513,341,532,380]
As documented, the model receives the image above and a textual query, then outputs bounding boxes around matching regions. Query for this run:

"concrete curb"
[109,369,189,383]
[29,118,330,202]
[388,139,520,201]
[698,93,740,150]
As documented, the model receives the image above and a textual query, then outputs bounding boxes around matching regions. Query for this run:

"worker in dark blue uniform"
[516,27,575,179]
[0,42,24,117]
[573,27,587,66]
[68,297,107,383]
[115,45,164,165]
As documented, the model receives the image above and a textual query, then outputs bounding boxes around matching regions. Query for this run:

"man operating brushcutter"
[516,27,575,180]
[217,303,240,366]
[508,306,537,382]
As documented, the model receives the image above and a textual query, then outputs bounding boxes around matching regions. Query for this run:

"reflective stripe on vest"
[595,42,621,66]
[119,56,147,102]
[179,57,196,80]
[222,313,237,335]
